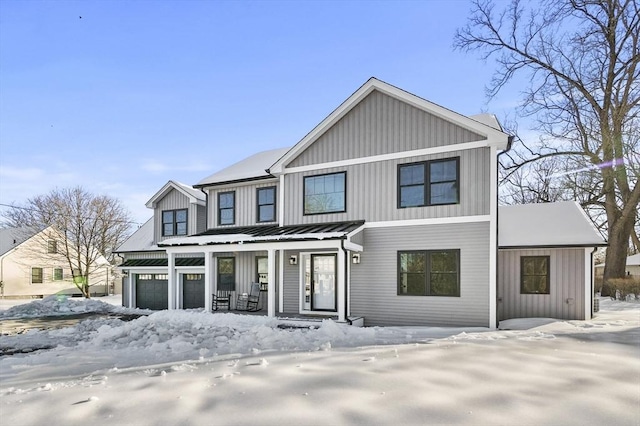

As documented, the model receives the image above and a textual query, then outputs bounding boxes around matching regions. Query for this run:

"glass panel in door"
[311,254,336,311]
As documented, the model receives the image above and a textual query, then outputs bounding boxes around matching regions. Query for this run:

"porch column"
[268,248,276,317]
[127,273,134,308]
[278,249,284,313]
[204,252,212,311]
[337,248,346,322]
[168,252,176,310]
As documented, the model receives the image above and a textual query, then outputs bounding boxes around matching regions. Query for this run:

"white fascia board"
[199,177,278,192]
[270,78,509,174]
[343,240,363,252]
[282,140,491,175]
[365,215,491,229]
[145,181,204,208]
[165,239,343,255]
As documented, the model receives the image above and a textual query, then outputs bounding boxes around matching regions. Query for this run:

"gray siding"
[154,189,201,244]
[196,205,207,233]
[206,181,279,229]
[288,90,485,168]
[284,148,490,225]
[498,248,586,321]
[350,222,491,327]
[282,250,300,313]
[213,251,278,306]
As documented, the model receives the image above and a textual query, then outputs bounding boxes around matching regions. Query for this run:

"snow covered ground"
[0,296,638,425]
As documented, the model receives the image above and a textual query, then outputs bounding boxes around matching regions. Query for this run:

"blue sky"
[0,0,522,226]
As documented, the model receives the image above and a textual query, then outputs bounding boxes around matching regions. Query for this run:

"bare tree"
[2,187,133,298]
[455,0,640,292]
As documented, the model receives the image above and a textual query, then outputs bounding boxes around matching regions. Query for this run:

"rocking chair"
[236,282,261,312]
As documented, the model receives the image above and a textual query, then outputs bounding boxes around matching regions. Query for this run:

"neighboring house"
[0,227,110,298]
[595,253,640,277]
[117,78,606,327]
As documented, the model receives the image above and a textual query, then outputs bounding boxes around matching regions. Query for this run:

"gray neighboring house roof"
[596,253,640,268]
[499,201,607,248]
[115,218,160,253]
[194,147,291,187]
[0,227,35,256]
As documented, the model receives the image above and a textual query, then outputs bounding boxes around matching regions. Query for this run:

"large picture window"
[521,256,550,294]
[217,257,236,291]
[162,209,188,236]
[398,158,459,208]
[304,172,346,215]
[398,250,460,296]
[257,187,276,222]
[218,191,235,225]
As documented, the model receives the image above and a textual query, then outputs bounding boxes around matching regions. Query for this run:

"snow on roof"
[175,181,205,201]
[469,113,503,131]
[498,201,606,248]
[596,253,640,268]
[195,147,291,187]
[146,180,205,208]
[115,218,160,252]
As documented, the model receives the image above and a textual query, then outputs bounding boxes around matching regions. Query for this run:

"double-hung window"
[398,250,460,296]
[521,256,550,294]
[162,209,187,236]
[257,187,276,222]
[47,240,58,254]
[32,267,43,284]
[303,172,346,215]
[53,268,63,281]
[398,157,459,208]
[218,191,235,225]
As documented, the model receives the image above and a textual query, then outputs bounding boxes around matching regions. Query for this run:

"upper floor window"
[162,209,188,236]
[521,256,550,294]
[398,158,459,208]
[304,172,346,215]
[398,250,460,297]
[218,191,235,225]
[47,240,58,254]
[32,267,43,284]
[257,187,276,222]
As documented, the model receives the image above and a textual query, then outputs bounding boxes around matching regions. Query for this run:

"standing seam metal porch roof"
[158,220,365,247]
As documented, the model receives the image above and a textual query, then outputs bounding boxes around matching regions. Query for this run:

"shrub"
[605,277,640,301]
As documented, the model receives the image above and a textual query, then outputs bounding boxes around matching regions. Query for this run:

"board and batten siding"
[284,148,490,225]
[288,90,485,168]
[350,222,491,327]
[498,248,586,321]
[154,189,199,244]
[206,181,279,229]
[282,250,300,314]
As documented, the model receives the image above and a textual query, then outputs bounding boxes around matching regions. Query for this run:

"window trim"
[32,267,43,284]
[303,171,347,216]
[397,157,460,209]
[397,249,460,297]
[162,208,188,237]
[218,191,236,226]
[47,240,58,254]
[256,186,277,223]
[520,256,551,295]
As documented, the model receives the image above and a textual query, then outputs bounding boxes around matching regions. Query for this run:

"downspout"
[590,246,597,317]
[341,239,352,325]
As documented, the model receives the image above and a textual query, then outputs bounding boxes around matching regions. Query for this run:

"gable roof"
[0,227,33,256]
[115,218,160,252]
[498,201,606,248]
[195,147,291,188]
[269,77,511,174]
[145,180,205,209]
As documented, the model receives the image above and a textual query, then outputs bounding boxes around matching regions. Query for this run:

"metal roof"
[120,257,205,267]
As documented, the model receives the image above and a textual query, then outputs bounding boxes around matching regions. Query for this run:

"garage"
[136,274,168,310]
[182,274,205,309]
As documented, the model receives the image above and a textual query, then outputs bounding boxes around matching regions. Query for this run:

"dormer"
[145,180,206,244]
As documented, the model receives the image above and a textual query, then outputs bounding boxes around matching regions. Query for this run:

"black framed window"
[162,209,187,236]
[398,157,459,208]
[53,268,63,281]
[257,187,276,222]
[398,250,460,296]
[32,267,43,284]
[521,256,550,294]
[47,240,58,254]
[304,172,346,215]
[217,257,236,291]
[218,191,235,225]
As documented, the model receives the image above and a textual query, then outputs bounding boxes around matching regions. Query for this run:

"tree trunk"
[601,212,635,296]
